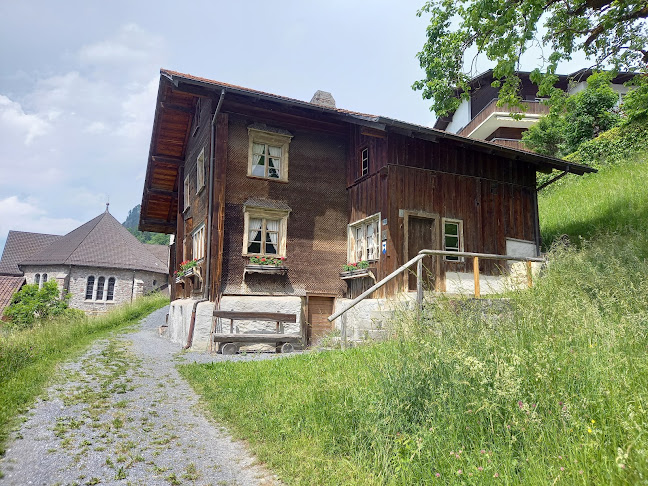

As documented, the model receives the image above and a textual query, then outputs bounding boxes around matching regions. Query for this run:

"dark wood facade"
[140,70,594,303]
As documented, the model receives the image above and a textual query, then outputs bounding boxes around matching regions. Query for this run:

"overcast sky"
[0,0,583,253]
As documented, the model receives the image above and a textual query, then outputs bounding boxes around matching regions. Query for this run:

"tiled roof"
[20,211,168,274]
[0,275,25,318]
[145,244,169,267]
[0,231,61,276]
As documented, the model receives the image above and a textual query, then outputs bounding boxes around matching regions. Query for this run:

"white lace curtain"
[266,219,279,253]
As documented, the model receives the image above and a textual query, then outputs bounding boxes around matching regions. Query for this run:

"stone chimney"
[310,90,336,108]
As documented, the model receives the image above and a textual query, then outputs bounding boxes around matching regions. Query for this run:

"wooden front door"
[307,296,335,345]
[407,216,437,291]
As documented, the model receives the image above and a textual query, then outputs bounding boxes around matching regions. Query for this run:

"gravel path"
[0,306,282,486]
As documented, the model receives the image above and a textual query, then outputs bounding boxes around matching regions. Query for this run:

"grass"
[0,293,168,455]
[180,152,648,484]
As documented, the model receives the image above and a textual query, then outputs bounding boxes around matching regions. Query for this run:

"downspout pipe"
[204,88,226,301]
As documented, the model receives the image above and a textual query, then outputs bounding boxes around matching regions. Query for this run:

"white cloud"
[0,95,49,145]
[0,196,81,238]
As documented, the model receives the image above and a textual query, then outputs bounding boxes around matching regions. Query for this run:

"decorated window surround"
[247,127,292,182]
[242,207,289,258]
[347,213,381,263]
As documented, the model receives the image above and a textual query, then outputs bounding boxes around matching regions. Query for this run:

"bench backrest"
[213,311,297,323]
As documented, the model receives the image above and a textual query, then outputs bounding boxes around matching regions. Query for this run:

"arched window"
[106,277,116,301]
[96,277,105,300]
[42,274,48,285]
[34,274,40,286]
[85,276,95,300]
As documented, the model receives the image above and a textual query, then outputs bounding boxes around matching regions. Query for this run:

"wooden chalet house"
[139,69,594,348]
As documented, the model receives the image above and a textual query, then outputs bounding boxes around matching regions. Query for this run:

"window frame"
[183,175,191,212]
[196,147,206,194]
[192,223,206,261]
[247,128,292,182]
[34,273,40,287]
[361,147,369,177]
[242,207,289,258]
[85,276,95,300]
[106,277,116,301]
[347,213,381,264]
[442,218,464,262]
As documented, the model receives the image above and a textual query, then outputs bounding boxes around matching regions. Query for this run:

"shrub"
[3,282,73,329]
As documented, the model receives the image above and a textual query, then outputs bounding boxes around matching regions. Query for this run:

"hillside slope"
[181,152,648,485]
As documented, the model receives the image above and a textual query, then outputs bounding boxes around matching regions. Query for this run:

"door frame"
[305,293,337,345]
[402,210,441,292]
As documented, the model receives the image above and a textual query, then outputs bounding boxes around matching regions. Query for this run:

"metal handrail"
[328,249,544,322]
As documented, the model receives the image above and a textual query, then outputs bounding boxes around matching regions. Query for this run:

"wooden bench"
[211,311,302,354]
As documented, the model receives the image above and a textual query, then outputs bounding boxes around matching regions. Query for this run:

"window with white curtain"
[242,208,289,257]
[348,214,380,263]
[247,127,292,181]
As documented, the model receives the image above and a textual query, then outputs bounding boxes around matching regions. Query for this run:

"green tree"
[3,281,77,329]
[413,0,648,117]
[622,73,648,123]
[523,72,622,156]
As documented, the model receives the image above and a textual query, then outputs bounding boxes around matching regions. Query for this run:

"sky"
[0,0,586,253]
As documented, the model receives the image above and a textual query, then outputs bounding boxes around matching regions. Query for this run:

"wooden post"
[473,256,480,299]
[526,260,533,288]
[417,258,423,315]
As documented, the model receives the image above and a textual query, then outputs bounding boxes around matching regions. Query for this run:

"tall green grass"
[181,154,648,484]
[0,293,168,454]
[540,154,648,246]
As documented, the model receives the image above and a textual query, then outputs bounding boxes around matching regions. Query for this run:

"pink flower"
[494,473,499,478]
[560,467,565,471]
[518,401,524,408]
[480,449,486,454]
[478,467,483,471]
[457,470,462,475]
[435,472,440,478]
[579,470,583,475]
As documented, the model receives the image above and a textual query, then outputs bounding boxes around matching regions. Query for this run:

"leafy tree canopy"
[413,0,648,117]
[523,71,622,156]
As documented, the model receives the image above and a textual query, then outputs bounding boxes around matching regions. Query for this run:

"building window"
[34,274,40,286]
[443,218,464,261]
[106,278,115,301]
[86,276,95,300]
[348,214,380,263]
[192,223,206,260]
[42,274,47,285]
[247,127,292,181]
[192,98,201,137]
[361,147,369,176]
[196,147,205,193]
[183,176,191,211]
[96,277,105,300]
[242,207,289,257]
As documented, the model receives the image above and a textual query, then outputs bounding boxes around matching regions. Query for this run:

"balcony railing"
[458,99,550,138]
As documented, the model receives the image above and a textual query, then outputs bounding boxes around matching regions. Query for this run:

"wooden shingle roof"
[20,211,168,274]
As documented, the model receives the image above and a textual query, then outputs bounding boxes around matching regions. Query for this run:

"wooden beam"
[146,187,176,197]
[151,155,183,165]
[159,102,193,114]
[140,218,176,230]
[473,256,481,299]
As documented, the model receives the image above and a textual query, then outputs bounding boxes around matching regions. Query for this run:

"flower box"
[339,267,376,280]
[244,264,288,275]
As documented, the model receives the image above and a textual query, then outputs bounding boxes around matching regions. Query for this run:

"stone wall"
[67,267,166,314]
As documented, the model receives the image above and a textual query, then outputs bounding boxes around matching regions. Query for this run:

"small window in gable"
[348,214,380,263]
[192,223,206,260]
[248,127,292,181]
[242,207,289,257]
[183,176,191,211]
[192,98,201,137]
[106,277,116,301]
[442,218,464,261]
[361,147,369,176]
[86,276,95,300]
[96,276,105,300]
[196,147,206,193]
